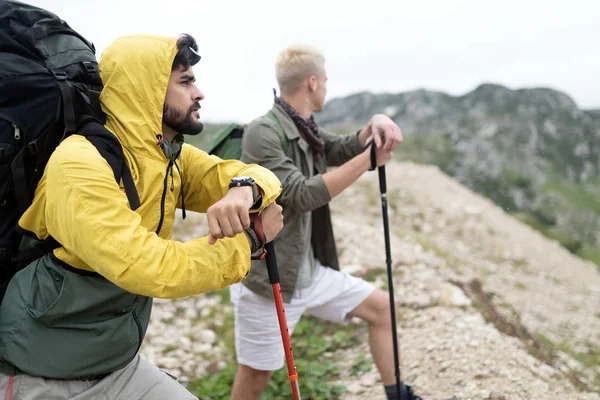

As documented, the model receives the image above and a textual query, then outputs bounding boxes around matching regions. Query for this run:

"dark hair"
[172,33,201,70]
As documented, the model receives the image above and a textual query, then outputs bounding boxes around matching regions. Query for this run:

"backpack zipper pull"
[12,123,21,140]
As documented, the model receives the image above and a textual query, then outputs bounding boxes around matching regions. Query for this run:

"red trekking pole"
[265,241,301,400]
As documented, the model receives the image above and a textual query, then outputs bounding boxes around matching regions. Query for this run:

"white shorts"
[229,263,375,371]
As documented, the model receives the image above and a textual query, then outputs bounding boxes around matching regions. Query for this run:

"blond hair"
[275,44,325,96]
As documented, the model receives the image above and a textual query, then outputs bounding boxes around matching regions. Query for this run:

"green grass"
[514,212,600,270]
[410,234,453,263]
[544,173,600,216]
[162,344,179,354]
[349,353,373,376]
[204,287,231,304]
[534,333,600,390]
[578,245,600,268]
[186,313,365,399]
[361,269,385,283]
[514,281,528,291]
[388,133,460,173]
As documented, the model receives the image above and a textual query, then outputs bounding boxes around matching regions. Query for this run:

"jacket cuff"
[350,129,365,155]
[312,174,332,204]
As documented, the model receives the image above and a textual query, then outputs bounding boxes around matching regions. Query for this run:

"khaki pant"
[0,355,197,399]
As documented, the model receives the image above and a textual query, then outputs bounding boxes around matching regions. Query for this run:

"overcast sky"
[28,0,600,123]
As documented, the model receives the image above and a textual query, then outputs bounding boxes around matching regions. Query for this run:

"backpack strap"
[14,232,61,268]
[52,70,77,135]
[264,111,288,151]
[14,119,141,268]
[11,75,86,211]
[78,118,141,210]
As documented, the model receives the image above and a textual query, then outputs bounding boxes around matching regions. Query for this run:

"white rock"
[184,307,198,320]
[360,372,378,387]
[179,336,192,350]
[347,381,363,394]
[397,251,418,266]
[489,391,506,400]
[197,329,217,344]
[343,264,364,275]
[157,356,180,370]
[194,343,213,354]
[437,283,472,307]
[403,294,433,309]
[463,204,481,215]
[198,307,211,318]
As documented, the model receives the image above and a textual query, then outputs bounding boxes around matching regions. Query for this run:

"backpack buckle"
[82,61,96,75]
[51,69,68,81]
[27,140,41,155]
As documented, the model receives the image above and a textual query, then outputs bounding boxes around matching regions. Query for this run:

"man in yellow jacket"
[0,33,283,399]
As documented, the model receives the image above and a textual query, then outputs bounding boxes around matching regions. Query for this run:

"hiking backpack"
[208,111,288,160]
[0,0,140,302]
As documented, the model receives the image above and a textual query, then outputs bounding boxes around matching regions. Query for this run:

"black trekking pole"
[367,139,402,398]
[264,241,301,400]
[378,162,402,399]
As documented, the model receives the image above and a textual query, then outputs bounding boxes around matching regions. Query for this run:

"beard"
[163,102,204,136]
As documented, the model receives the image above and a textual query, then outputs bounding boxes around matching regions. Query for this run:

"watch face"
[230,176,255,186]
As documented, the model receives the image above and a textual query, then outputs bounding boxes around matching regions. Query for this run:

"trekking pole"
[378,164,402,399]
[265,241,301,400]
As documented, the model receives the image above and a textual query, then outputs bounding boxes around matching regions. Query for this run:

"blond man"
[228,44,424,400]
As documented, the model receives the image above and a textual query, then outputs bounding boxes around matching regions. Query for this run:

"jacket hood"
[99,34,178,160]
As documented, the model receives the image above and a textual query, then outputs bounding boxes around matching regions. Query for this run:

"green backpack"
[208,111,288,160]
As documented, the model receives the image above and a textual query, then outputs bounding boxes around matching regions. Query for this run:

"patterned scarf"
[274,96,325,155]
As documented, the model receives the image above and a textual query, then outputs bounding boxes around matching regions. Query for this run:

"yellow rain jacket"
[19,34,281,298]
[0,35,281,379]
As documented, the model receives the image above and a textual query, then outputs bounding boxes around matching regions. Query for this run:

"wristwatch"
[229,176,262,211]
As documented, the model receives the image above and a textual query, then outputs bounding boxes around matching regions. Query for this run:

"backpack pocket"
[0,118,22,269]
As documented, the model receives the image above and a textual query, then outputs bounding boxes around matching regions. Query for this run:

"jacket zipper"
[0,123,21,207]
[132,307,143,353]
[156,160,173,235]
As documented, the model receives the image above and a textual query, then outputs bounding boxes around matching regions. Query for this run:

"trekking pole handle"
[378,165,387,194]
[265,242,280,284]
[368,140,387,195]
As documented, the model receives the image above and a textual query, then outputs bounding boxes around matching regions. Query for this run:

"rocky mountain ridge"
[315,83,600,269]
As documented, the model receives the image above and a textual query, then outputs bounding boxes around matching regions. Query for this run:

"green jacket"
[240,104,363,303]
[0,254,152,378]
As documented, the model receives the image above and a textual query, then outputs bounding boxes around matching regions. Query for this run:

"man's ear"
[307,76,317,92]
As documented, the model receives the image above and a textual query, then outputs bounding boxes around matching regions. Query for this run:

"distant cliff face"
[316,83,600,264]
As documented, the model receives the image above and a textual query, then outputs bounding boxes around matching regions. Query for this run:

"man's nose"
[192,85,204,101]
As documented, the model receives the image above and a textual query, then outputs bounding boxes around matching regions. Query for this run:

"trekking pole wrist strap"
[245,225,261,253]
[247,215,267,260]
